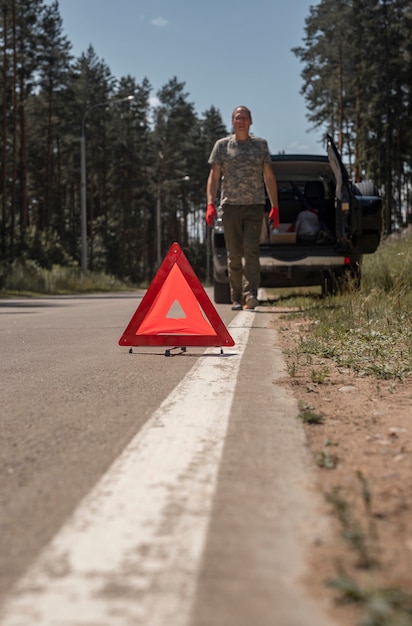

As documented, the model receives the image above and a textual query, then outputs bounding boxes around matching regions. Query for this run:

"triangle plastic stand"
[118,242,235,350]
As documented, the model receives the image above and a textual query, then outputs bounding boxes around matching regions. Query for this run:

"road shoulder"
[188,309,340,626]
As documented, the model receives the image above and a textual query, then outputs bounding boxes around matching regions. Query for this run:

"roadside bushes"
[1,260,131,294]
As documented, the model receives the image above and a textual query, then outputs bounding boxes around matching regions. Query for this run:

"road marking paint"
[0,312,254,626]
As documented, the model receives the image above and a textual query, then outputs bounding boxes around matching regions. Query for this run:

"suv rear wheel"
[213,278,231,304]
[322,266,361,297]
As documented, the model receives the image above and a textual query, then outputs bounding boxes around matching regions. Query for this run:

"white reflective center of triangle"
[166,299,186,319]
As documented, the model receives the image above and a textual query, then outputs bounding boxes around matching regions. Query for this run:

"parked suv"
[212,134,383,301]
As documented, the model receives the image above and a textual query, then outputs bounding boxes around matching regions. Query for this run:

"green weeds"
[299,410,324,424]
[326,473,376,569]
[316,449,338,469]
[315,439,339,469]
[327,576,412,626]
[310,366,329,384]
[326,473,412,625]
[297,400,324,424]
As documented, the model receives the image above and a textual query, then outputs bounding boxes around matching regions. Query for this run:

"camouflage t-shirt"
[208,134,272,205]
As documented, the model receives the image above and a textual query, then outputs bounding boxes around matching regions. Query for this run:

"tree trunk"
[10,0,17,255]
[1,3,8,258]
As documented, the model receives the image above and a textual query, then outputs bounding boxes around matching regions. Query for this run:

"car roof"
[270,154,333,182]
[270,154,328,163]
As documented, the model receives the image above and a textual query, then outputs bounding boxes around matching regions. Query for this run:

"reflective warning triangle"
[118,242,235,348]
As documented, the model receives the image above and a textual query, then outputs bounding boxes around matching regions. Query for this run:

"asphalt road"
[0,292,338,626]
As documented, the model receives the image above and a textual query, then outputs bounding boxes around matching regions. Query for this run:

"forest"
[1,0,411,284]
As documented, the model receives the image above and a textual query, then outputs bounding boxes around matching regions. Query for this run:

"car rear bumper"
[213,247,360,289]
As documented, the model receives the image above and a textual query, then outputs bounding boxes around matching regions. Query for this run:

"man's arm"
[263,162,279,208]
[207,163,221,205]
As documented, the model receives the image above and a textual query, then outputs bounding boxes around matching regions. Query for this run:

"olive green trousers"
[221,204,264,303]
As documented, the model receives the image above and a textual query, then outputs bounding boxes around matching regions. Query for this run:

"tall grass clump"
[362,230,412,296]
[299,230,412,380]
[1,260,133,295]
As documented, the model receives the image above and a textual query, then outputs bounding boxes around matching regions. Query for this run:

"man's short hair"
[232,106,252,122]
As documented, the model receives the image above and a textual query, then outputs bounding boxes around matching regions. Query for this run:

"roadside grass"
[0,260,136,296]
[278,231,412,381]
[275,230,412,625]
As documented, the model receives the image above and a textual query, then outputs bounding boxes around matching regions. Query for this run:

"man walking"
[206,106,279,310]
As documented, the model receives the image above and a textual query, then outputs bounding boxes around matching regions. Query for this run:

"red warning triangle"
[118,242,235,348]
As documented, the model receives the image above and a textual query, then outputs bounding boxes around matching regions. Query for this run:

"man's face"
[232,109,252,134]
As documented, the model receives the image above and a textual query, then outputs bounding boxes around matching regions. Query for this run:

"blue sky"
[48,0,323,155]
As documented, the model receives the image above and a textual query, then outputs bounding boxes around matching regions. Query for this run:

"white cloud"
[151,16,168,27]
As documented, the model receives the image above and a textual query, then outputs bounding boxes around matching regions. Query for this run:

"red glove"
[269,206,279,228]
[206,203,217,227]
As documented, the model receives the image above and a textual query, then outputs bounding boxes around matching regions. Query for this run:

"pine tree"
[151,77,196,264]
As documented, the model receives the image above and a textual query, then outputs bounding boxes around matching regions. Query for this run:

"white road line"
[0,312,254,626]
